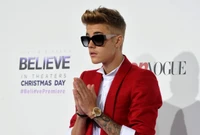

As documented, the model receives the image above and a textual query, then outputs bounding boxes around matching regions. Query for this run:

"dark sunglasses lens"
[81,36,89,47]
[92,35,105,46]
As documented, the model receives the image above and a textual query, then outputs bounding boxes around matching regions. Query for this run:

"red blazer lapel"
[93,72,103,96]
[82,70,102,96]
[104,56,132,118]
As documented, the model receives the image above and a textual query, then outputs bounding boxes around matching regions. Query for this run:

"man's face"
[85,24,119,64]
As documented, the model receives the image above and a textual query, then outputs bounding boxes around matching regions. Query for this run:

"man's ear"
[115,35,123,48]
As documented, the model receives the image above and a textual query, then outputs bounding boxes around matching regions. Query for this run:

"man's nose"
[88,40,96,48]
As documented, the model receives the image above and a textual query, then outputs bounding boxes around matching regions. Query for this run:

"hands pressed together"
[73,77,97,118]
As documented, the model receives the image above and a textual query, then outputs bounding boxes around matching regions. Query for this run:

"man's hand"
[73,77,122,135]
[73,89,85,115]
[73,77,97,117]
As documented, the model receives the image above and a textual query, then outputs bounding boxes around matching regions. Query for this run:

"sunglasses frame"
[81,34,117,47]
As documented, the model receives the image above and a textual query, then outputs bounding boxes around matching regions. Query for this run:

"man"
[67,7,162,135]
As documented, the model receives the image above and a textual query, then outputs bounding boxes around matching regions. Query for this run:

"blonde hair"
[81,7,126,36]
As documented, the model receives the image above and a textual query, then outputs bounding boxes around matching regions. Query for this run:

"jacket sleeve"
[129,70,162,135]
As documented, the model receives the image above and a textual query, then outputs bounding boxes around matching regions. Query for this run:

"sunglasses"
[81,34,117,47]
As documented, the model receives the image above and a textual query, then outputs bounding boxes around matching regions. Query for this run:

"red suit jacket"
[69,56,162,135]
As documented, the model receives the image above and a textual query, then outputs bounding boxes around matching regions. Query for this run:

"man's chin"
[91,59,101,64]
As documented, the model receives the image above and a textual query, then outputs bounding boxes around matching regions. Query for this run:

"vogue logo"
[132,61,186,75]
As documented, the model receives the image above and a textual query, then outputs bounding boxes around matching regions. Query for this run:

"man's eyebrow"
[94,32,103,35]
[86,32,103,36]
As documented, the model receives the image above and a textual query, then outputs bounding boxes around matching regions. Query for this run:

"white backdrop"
[0,0,200,135]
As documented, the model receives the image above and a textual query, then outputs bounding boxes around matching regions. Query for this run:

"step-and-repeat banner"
[0,0,199,135]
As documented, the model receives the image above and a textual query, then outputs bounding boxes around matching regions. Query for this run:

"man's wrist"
[76,112,88,118]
